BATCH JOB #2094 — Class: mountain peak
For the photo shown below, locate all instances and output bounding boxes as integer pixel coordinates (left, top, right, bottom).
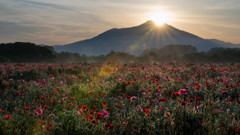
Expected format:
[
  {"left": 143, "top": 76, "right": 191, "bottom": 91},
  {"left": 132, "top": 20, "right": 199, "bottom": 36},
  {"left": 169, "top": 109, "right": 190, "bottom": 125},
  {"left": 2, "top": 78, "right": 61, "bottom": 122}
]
[
  {"left": 139, "top": 20, "right": 155, "bottom": 27},
  {"left": 140, "top": 20, "right": 169, "bottom": 27},
  {"left": 143, "top": 20, "right": 155, "bottom": 25}
]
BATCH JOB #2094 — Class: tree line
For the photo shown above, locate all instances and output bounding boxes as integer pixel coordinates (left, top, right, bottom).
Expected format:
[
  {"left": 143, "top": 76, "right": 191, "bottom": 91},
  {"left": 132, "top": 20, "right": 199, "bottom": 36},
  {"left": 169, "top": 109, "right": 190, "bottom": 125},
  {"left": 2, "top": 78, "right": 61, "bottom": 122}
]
[{"left": 0, "top": 42, "right": 240, "bottom": 63}]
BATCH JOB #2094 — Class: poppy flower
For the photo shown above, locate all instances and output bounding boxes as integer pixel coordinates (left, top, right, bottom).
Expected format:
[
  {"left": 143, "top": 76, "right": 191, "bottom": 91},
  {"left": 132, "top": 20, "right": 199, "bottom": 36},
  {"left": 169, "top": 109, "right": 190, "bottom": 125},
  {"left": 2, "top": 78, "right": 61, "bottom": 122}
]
[
  {"left": 137, "top": 105, "right": 143, "bottom": 112},
  {"left": 181, "top": 102, "right": 187, "bottom": 106},
  {"left": 82, "top": 105, "right": 88, "bottom": 111},
  {"left": 196, "top": 83, "right": 201, "bottom": 89},
  {"left": 173, "top": 92, "right": 180, "bottom": 97},
  {"left": 159, "top": 98, "right": 167, "bottom": 102},
  {"left": 77, "top": 109, "right": 83, "bottom": 115},
  {"left": 89, "top": 110, "right": 95, "bottom": 116},
  {"left": 179, "top": 89, "right": 187, "bottom": 95},
  {"left": 88, "top": 91, "right": 93, "bottom": 94},
  {"left": 25, "top": 107, "right": 30, "bottom": 110},
  {"left": 107, "top": 107, "right": 111, "bottom": 111},
  {"left": 5, "top": 114, "right": 11, "bottom": 120},
  {"left": 215, "top": 109, "right": 221, "bottom": 112},
  {"left": 195, "top": 96, "right": 202, "bottom": 101},
  {"left": 102, "top": 100, "right": 107, "bottom": 107},
  {"left": 122, "top": 122, "right": 127, "bottom": 126},
  {"left": 221, "top": 91, "right": 228, "bottom": 95},
  {"left": 229, "top": 99, "right": 234, "bottom": 103},
  {"left": 189, "top": 98, "right": 194, "bottom": 102},
  {"left": 145, "top": 109, "right": 150, "bottom": 115},
  {"left": 96, "top": 112, "right": 103, "bottom": 119},
  {"left": 159, "top": 106, "right": 162, "bottom": 111},
  {"left": 70, "top": 97, "right": 76, "bottom": 101},
  {"left": 164, "top": 112, "right": 171, "bottom": 117},
  {"left": 36, "top": 108, "right": 43, "bottom": 115},
  {"left": 92, "top": 120, "right": 98, "bottom": 124},
  {"left": 237, "top": 126, "right": 240, "bottom": 132},
  {"left": 102, "top": 109, "right": 109, "bottom": 117},
  {"left": 105, "top": 123, "right": 114, "bottom": 129}
]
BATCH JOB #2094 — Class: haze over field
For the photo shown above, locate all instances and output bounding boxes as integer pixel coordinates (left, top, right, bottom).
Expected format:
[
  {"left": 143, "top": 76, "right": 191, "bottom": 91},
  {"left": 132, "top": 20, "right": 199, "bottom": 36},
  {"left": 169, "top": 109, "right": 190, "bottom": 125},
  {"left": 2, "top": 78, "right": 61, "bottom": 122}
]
[{"left": 0, "top": 0, "right": 240, "bottom": 45}]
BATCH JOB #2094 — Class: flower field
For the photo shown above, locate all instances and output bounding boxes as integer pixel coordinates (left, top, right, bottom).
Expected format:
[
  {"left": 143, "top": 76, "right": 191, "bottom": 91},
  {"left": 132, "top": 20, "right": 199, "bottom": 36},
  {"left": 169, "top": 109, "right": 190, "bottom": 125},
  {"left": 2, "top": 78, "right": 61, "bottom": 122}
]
[{"left": 0, "top": 63, "right": 240, "bottom": 134}]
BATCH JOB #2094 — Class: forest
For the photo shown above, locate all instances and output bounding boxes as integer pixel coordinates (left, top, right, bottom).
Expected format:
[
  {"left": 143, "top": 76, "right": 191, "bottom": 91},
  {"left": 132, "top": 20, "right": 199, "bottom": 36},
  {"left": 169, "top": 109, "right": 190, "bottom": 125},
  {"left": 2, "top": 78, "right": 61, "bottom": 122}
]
[{"left": 0, "top": 42, "right": 240, "bottom": 63}]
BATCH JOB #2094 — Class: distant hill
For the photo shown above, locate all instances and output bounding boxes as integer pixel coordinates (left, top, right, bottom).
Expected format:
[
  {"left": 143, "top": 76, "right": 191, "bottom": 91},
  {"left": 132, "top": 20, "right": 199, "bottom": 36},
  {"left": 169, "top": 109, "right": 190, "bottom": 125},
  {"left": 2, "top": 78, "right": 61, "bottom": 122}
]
[
  {"left": 53, "top": 20, "right": 239, "bottom": 56},
  {"left": 207, "top": 39, "right": 240, "bottom": 48}
]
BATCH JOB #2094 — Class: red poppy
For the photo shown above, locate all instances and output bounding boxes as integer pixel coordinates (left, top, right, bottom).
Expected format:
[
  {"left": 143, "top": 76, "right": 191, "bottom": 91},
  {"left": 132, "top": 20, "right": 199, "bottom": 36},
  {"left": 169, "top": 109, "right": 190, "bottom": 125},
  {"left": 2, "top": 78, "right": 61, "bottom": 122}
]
[
  {"left": 102, "top": 100, "right": 107, "bottom": 107},
  {"left": 107, "top": 107, "right": 111, "bottom": 111},
  {"left": 46, "top": 124, "right": 54, "bottom": 131},
  {"left": 145, "top": 109, "right": 150, "bottom": 115},
  {"left": 237, "top": 126, "right": 240, "bottom": 132},
  {"left": 164, "top": 112, "right": 171, "bottom": 117},
  {"left": 25, "top": 107, "right": 30, "bottom": 110},
  {"left": 88, "top": 91, "right": 93, "bottom": 94},
  {"left": 82, "top": 105, "right": 88, "bottom": 111},
  {"left": 92, "top": 120, "right": 98, "bottom": 124},
  {"left": 105, "top": 123, "right": 114, "bottom": 129},
  {"left": 5, "top": 114, "right": 11, "bottom": 120},
  {"left": 189, "top": 98, "right": 194, "bottom": 102},
  {"left": 96, "top": 112, "right": 103, "bottom": 119},
  {"left": 88, "top": 110, "right": 95, "bottom": 117},
  {"left": 196, "top": 83, "right": 200, "bottom": 90},
  {"left": 229, "top": 99, "right": 234, "bottom": 103},
  {"left": 173, "top": 92, "right": 180, "bottom": 97},
  {"left": 159, "top": 98, "right": 167, "bottom": 102},
  {"left": 147, "top": 89, "right": 153, "bottom": 92},
  {"left": 70, "top": 97, "right": 76, "bottom": 101},
  {"left": 196, "top": 96, "right": 202, "bottom": 101},
  {"left": 221, "top": 91, "right": 228, "bottom": 95},
  {"left": 181, "top": 102, "right": 187, "bottom": 106}
]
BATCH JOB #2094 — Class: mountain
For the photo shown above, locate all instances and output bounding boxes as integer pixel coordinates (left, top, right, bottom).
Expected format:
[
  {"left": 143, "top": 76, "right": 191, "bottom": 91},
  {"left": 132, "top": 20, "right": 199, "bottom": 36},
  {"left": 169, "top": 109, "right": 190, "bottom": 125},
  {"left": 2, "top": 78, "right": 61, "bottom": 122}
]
[
  {"left": 207, "top": 39, "right": 240, "bottom": 48},
  {"left": 54, "top": 20, "right": 240, "bottom": 56}
]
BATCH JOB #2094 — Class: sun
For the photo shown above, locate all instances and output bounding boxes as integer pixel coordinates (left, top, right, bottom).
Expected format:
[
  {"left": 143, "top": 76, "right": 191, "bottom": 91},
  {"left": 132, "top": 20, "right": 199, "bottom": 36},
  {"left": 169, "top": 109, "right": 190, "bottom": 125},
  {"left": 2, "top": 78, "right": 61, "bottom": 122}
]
[{"left": 149, "top": 11, "right": 172, "bottom": 26}]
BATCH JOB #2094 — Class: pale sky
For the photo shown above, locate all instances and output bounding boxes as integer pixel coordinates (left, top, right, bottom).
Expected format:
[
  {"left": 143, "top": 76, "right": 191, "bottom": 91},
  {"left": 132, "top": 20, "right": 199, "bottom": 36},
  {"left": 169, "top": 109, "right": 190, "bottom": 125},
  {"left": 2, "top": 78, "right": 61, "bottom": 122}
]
[{"left": 0, "top": 0, "right": 240, "bottom": 45}]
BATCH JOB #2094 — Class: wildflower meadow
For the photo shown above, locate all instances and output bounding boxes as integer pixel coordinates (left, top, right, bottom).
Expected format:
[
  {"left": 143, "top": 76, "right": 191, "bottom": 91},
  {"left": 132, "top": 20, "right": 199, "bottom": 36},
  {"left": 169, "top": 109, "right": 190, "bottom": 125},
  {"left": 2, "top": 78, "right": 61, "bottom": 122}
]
[{"left": 0, "top": 63, "right": 240, "bottom": 134}]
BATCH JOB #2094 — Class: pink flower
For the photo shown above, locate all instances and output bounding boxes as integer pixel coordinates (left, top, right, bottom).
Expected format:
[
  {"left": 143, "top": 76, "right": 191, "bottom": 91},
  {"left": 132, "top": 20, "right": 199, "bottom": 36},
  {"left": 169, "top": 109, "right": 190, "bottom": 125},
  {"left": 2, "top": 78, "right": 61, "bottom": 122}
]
[
  {"left": 179, "top": 89, "right": 187, "bottom": 95},
  {"left": 137, "top": 105, "right": 143, "bottom": 112},
  {"left": 130, "top": 96, "right": 136, "bottom": 102},
  {"left": 122, "top": 122, "right": 127, "bottom": 126},
  {"left": 36, "top": 108, "right": 43, "bottom": 115},
  {"left": 77, "top": 109, "right": 83, "bottom": 115},
  {"left": 159, "top": 106, "right": 162, "bottom": 111},
  {"left": 177, "top": 78, "right": 181, "bottom": 82},
  {"left": 216, "top": 109, "right": 221, "bottom": 112},
  {"left": 145, "top": 76, "right": 151, "bottom": 79},
  {"left": 102, "top": 109, "right": 109, "bottom": 117},
  {"left": 221, "top": 91, "right": 228, "bottom": 95}
]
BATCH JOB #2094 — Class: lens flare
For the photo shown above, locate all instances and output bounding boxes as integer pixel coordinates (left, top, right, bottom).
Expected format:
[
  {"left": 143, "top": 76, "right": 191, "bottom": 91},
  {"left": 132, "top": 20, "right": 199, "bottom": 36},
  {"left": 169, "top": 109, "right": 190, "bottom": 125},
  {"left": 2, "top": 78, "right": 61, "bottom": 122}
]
[{"left": 149, "top": 11, "right": 172, "bottom": 26}]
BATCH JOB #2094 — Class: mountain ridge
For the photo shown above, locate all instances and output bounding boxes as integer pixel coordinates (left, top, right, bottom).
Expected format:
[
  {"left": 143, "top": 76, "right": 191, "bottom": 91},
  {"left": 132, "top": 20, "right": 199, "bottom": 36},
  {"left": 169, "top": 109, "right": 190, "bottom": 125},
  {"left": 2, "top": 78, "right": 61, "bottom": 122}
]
[{"left": 54, "top": 20, "right": 240, "bottom": 56}]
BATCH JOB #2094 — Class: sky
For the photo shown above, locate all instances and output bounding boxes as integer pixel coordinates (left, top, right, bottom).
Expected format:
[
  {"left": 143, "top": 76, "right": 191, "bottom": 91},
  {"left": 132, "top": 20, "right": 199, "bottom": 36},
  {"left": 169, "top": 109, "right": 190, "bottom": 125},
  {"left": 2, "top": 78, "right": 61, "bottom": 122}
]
[{"left": 0, "top": 0, "right": 240, "bottom": 45}]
